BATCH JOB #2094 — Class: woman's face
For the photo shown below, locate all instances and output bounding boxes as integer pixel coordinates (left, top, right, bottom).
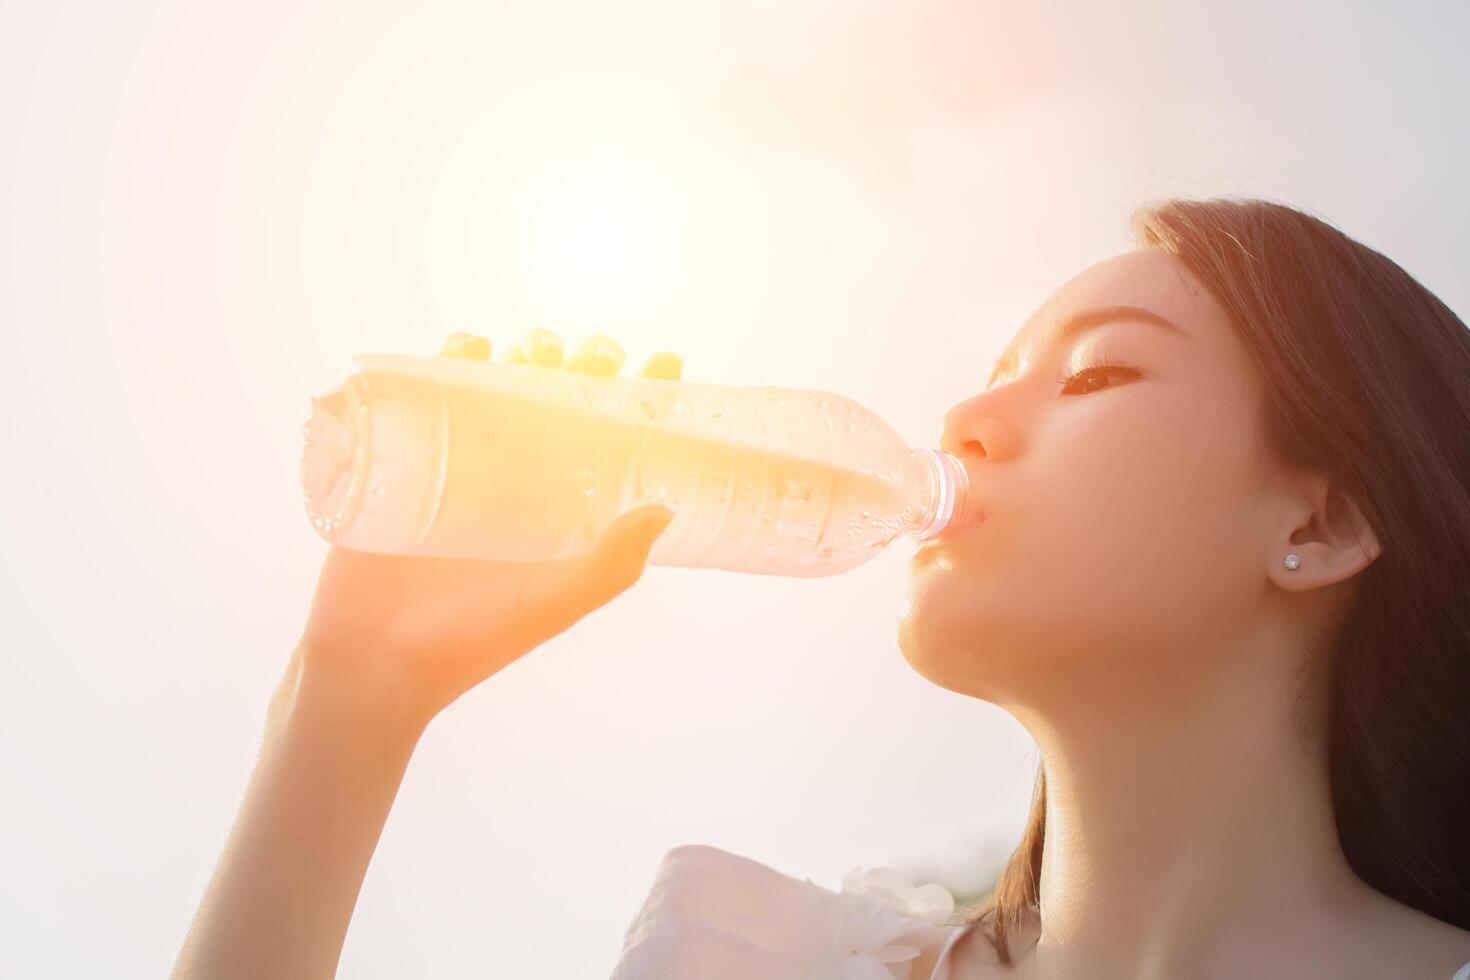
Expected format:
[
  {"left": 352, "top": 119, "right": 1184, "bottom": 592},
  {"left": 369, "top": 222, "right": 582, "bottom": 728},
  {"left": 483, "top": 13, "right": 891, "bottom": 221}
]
[{"left": 898, "top": 248, "right": 1276, "bottom": 706}]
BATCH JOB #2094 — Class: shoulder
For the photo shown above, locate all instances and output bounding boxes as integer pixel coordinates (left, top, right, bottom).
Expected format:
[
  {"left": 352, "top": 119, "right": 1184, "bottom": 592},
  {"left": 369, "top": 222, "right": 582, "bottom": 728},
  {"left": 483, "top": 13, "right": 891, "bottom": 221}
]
[
  {"left": 1345, "top": 890, "right": 1470, "bottom": 978},
  {"left": 1395, "top": 911, "right": 1470, "bottom": 978}
]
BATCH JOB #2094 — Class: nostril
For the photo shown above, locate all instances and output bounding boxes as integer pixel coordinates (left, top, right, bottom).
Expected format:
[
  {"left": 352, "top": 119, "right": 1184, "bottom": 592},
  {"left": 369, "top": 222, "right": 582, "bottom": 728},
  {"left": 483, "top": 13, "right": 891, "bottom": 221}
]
[{"left": 963, "top": 439, "right": 986, "bottom": 458}]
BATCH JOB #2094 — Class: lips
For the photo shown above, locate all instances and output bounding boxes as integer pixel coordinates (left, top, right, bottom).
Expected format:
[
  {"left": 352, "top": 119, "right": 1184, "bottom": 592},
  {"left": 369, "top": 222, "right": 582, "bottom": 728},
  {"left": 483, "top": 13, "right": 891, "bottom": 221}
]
[
  {"left": 911, "top": 514, "right": 985, "bottom": 564},
  {"left": 909, "top": 543, "right": 953, "bottom": 570},
  {"left": 960, "top": 509, "right": 987, "bottom": 530},
  {"left": 912, "top": 536, "right": 958, "bottom": 561},
  {"left": 939, "top": 510, "right": 986, "bottom": 539}
]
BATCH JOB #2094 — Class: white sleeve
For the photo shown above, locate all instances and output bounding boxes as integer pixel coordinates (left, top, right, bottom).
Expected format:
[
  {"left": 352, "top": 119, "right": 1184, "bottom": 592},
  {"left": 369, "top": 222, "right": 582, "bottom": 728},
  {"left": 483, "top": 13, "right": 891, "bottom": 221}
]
[{"left": 610, "top": 844, "right": 958, "bottom": 980}]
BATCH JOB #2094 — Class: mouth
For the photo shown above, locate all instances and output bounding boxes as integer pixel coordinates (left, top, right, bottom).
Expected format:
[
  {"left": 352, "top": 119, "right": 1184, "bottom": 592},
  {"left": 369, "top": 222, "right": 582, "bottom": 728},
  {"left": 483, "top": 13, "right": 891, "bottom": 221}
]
[
  {"left": 910, "top": 514, "right": 984, "bottom": 563},
  {"left": 909, "top": 540, "right": 952, "bottom": 568},
  {"left": 942, "top": 508, "right": 987, "bottom": 537}
]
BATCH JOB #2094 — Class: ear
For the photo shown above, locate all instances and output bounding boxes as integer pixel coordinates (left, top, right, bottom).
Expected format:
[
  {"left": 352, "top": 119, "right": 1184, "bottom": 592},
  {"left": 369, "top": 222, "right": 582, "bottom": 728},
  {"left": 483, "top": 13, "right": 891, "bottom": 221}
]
[{"left": 1269, "top": 476, "right": 1383, "bottom": 593}]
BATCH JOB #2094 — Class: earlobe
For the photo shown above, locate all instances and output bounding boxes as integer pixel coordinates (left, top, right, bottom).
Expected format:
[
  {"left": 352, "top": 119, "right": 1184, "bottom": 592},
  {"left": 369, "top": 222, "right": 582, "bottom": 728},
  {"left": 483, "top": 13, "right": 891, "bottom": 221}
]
[
  {"left": 1270, "top": 548, "right": 1318, "bottom": 592},
  {"left": 1270, "top": 482, "right": 1383, "bottom": 591}
]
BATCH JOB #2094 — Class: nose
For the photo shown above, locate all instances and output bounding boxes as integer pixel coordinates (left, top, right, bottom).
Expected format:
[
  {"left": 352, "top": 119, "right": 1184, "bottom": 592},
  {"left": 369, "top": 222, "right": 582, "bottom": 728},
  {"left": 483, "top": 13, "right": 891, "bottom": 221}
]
[{"left": 940, "top": 401, "right": 1018, "bottom": 463}]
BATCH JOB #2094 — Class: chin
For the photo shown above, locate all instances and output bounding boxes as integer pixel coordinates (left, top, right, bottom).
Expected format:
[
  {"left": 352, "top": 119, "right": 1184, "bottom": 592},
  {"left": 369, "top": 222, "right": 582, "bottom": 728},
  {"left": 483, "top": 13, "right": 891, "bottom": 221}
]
[
  {"left": 897, "top": 568, "right": 1044, "bottom": 704},
  {"left": 896, "top": 582, "right": 982, "bottom": 695}
]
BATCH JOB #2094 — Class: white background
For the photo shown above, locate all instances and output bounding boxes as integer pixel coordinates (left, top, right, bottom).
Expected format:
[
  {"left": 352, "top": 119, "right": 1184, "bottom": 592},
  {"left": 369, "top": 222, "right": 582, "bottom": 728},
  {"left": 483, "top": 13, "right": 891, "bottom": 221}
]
[{"left": 2, "top": 1, "right": 1466, "bottom": 976}]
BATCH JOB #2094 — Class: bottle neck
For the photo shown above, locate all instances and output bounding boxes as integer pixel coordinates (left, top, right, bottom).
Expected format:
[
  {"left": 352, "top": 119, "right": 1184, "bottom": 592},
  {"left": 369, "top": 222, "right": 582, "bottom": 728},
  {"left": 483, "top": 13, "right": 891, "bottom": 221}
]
[{"left": 905, "top": 447, "right": 970, "bottom": 540}]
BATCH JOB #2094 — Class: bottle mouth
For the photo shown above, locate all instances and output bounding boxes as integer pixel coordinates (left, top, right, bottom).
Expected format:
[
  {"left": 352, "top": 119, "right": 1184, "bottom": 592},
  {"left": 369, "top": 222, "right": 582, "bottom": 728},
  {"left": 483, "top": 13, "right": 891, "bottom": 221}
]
[{"left": 906, "top": 448, "right": 973, "bottom": 540}]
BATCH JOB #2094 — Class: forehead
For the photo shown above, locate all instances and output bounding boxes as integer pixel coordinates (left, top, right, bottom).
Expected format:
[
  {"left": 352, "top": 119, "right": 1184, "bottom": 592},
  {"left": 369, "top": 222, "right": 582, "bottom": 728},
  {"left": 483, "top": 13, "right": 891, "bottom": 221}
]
[
  {"left": 1049, "top": 249, "right": 1210, "bottom": 323},
  {"left": 992, "top": 249, "right": 1231, "bottom": 382}
]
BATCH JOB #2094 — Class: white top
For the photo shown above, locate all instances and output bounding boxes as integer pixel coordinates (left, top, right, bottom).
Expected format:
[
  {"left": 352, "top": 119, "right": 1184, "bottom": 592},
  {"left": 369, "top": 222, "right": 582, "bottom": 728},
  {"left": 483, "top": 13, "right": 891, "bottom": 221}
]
[
  {"left": 611, "top": 844, "right": 975, "bottom": 979},
  {"left": 612, "top": 844, "right": 1470, "bottom": 980}
]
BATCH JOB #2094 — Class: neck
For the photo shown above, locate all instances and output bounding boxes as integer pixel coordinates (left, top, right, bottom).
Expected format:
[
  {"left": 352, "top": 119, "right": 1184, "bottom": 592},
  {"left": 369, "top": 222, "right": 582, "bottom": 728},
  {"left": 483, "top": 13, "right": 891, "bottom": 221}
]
[{"left": 1003, "top": 631, "right": 1375, "bottom": 979}]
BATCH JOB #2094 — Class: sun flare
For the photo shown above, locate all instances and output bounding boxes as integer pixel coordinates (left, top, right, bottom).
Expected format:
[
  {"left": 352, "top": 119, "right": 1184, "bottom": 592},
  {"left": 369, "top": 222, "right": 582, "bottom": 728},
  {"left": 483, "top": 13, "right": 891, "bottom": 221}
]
[{"left": 516, "top": 160, "right": 680, "bottom": 326}]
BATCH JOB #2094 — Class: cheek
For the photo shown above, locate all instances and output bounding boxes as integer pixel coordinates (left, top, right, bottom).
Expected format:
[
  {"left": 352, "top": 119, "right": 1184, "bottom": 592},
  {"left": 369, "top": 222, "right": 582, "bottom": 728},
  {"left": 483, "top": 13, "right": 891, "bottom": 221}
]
[
  {"left": 898, "top": 382, "right": 1265, "bottom": 694},
  {"left": 1021, "top": 385, "right": 1261, "bottom": 639}
]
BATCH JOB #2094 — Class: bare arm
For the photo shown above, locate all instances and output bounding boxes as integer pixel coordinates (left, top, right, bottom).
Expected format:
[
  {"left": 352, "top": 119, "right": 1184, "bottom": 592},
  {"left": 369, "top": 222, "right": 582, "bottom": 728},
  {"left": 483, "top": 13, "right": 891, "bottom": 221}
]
[
  {"left": 171, "top": 646, "right": 426, "bottom": 979},
  {"left": 171, "top": 331, "right": 679, "bottom": 978}
]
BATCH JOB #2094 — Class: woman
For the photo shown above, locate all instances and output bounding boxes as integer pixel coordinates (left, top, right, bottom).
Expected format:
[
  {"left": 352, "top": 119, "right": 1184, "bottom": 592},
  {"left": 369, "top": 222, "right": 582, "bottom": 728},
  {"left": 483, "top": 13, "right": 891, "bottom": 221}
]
[{"left": 173, "top": 198, "right": 1470, "bottom": 979}]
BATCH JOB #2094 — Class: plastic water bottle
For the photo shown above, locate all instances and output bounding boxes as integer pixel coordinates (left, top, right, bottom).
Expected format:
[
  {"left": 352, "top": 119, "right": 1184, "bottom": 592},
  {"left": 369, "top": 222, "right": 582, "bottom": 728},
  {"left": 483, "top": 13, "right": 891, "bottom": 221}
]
[{"left": 300, "top": 353, "right": 974, "bottom": 577}]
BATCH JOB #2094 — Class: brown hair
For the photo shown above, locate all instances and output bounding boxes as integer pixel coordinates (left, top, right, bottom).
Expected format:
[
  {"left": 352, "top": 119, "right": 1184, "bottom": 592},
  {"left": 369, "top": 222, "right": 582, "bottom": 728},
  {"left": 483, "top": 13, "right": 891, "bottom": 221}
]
[{"left": 953, "top": 198, "right": 1470, "bottom": 964}]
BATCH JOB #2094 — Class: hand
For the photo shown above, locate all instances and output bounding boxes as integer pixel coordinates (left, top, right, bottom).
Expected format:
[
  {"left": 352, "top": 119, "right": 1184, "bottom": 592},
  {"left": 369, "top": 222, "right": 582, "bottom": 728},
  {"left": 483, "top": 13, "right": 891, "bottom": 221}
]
[{"left": 293, "top": 328, "right": 686, "bottom": 734}]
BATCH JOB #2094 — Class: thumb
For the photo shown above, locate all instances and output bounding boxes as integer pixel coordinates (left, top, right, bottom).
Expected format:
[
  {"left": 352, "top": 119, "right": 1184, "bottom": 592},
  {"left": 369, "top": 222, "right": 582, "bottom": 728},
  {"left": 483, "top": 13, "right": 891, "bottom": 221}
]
[{"left": 583, "top": 505, "right": 676, "bottom": 593}]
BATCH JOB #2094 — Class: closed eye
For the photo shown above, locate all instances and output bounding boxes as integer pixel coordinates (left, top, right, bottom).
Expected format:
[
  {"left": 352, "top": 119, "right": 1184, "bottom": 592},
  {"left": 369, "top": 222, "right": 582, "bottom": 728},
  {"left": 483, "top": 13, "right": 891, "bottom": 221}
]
[
  {"left": 1058, "top": 367, "right": 1137, "bottom": 395},
  {"left": 1055, "top": 355, "right": 1139, "bottom": 395}
]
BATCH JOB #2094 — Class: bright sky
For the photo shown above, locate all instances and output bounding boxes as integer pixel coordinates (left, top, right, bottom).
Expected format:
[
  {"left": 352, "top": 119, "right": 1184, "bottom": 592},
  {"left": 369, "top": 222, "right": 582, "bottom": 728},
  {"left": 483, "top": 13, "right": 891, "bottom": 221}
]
[{"left": 2, "top": 0, "right": 1467, "bottom": 975}]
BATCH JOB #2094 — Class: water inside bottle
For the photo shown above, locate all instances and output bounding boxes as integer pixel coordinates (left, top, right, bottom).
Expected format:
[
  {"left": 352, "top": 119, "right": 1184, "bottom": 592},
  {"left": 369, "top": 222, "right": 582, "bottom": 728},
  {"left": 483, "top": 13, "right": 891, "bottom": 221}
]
[{"left": 307, "top": 358, "right": 927, "bottom": 577}]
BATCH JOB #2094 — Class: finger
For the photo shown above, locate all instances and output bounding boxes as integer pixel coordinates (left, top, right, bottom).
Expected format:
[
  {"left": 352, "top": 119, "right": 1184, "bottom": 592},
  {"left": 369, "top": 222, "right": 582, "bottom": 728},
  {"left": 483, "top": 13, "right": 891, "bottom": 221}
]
[
  {"left": 638, "top": 351, "right": 683, "bottom": 381},
  {"left": 518, "top": 327, "right": 564, "bottom": 368},
  {"left": 438, "top": 332, "right": 491, "bottom": 360},
  {"left": 478, "top": 506, "right": 676, "bottom": 655},
  {"left": 565, "top": 333, "right": 625, "bottom": 377},
  {"left": 580, "top": 505, "right": 676, "bottom": 602},
  {"left": 438, "top": 332, "right": 492, "bottom": 359}
]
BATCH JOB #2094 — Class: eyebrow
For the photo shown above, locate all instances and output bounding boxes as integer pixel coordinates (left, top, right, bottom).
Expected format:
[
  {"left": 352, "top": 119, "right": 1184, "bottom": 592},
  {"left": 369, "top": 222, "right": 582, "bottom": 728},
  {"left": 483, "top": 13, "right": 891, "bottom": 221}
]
[{"left": 985, "top": 304, "right": 1187, "bottom": 390}]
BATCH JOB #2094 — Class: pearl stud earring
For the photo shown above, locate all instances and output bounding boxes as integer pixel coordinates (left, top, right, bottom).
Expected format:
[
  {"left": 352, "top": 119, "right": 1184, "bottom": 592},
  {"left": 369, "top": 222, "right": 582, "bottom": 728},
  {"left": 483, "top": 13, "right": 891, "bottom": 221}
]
[{"left": 1283, "top": 553, "right": 1301, "bottom": 570}]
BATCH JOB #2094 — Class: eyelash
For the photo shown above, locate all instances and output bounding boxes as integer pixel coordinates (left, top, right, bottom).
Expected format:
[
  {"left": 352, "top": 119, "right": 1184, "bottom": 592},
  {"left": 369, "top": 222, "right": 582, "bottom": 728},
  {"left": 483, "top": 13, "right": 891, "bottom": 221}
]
[{"left": 1054, "top": 349, "right": 1138, "bottom": 394}]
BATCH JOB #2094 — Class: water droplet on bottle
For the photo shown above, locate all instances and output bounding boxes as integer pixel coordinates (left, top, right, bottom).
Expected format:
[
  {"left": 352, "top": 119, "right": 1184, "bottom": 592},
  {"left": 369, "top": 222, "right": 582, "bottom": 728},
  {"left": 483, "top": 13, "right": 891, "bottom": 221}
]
[
  {"left": 778, "top": 478, "right": 812, "bottom": 505},
  {"left": 583, "top": 486, "right": 596, "bottom": 497},
  {"left": 860, "top": 510, "right": 871, "bottom": 519}
]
